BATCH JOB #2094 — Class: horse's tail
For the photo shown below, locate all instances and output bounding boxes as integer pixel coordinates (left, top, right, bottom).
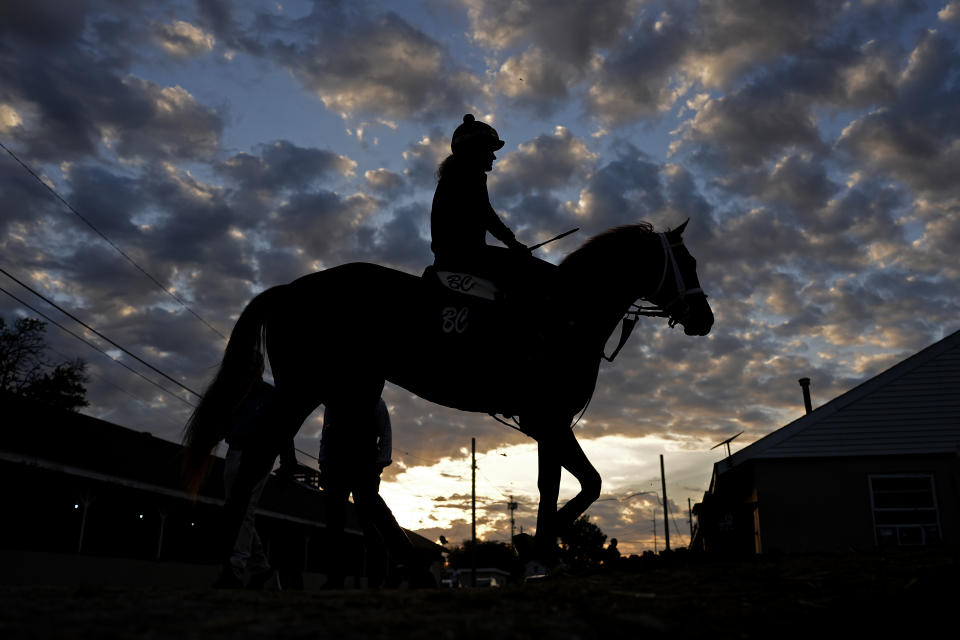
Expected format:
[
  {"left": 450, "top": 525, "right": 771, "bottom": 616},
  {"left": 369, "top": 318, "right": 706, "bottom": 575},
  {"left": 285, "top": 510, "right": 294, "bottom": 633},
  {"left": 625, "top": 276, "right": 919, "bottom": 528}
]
[{"left": 180, "top": 285, "right": 286, "bottom": 496}]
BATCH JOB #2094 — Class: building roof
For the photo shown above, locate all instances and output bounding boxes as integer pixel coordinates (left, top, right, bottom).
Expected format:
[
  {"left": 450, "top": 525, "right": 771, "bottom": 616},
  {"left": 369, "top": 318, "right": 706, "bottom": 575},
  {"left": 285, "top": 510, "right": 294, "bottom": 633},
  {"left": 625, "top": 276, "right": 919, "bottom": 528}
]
[
  {"left": 723, "top": 326, "right": 960, "bottom": 469},
  {"left": 0, "top": 392, "right": 443, "bottom": 552},
  {"left": 0, "top": 391, "right": 340, "bottom": 526}
]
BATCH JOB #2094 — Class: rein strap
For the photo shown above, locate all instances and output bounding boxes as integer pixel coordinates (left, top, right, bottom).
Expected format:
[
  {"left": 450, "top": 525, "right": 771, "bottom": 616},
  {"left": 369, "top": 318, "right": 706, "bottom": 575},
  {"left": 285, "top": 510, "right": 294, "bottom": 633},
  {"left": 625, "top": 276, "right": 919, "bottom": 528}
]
[
  {"left": 601, "top": 233, "right": 697, "bottom": 363},
  {"left": 602, "top": 316, "right": 638, "bottom": 362}
]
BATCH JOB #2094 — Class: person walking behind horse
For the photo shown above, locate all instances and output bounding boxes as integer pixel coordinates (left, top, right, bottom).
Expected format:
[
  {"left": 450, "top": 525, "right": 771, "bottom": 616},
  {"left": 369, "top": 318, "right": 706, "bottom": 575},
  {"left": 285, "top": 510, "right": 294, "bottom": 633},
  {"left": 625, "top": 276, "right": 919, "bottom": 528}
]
[
  {"left": 212, "top": 378, "right": 299, "bottom": 589},
  {"left": 319, "top": 397, "right": 414, "bottom": 588},
  {"left": 431, "top": 114, "right": 528, "bottom": 283}
]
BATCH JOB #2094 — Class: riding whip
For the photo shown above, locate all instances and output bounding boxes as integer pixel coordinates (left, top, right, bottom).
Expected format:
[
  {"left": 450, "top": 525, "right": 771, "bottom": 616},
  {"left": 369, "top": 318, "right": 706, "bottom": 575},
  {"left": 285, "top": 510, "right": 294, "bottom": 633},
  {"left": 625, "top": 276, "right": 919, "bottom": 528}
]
[{"left": 528, "top": 227, "right": 579, "bottom": 251}]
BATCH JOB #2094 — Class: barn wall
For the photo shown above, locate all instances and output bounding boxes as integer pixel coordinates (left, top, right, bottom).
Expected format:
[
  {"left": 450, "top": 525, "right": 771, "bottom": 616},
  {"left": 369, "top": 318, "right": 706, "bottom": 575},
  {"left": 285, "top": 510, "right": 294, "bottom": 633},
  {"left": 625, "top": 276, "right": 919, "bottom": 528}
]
[{"left": 753, "top": 454, "right": 960, "bottom": 553}]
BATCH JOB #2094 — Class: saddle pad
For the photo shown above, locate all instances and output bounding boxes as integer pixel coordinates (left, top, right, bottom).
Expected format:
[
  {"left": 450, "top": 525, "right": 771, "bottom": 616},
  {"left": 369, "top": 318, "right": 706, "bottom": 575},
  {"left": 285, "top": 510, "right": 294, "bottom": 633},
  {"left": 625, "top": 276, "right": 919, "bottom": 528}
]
[{"left": 434, "top": 271, "right": 499, "bottom": 301}]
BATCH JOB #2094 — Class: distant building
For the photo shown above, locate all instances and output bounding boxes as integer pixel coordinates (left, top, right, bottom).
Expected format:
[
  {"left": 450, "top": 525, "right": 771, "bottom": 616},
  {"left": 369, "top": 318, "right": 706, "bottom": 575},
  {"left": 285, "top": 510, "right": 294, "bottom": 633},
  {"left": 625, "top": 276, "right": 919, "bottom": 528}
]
[
  {"left": 691, "top": 328, "right": 960, "bottom": 554},
  {"left": 0, "top": 392, "right": 441, "bottom": 583}
]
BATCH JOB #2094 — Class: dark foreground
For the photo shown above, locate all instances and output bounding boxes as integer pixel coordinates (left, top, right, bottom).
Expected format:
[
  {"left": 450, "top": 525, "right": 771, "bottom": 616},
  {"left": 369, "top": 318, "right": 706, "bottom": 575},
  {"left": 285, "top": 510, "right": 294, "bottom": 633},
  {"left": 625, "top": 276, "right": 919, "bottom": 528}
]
[{"left": 1, "top": 549, "right": 956, "bottom": 639}]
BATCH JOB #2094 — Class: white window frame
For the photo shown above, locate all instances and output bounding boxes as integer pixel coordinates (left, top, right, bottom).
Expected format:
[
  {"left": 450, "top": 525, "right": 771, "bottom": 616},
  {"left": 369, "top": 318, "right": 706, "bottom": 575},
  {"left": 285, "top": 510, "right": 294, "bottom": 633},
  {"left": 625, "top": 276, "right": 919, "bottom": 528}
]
[{"left": 868, "top": 473, "right": 941, "bottom": 547}]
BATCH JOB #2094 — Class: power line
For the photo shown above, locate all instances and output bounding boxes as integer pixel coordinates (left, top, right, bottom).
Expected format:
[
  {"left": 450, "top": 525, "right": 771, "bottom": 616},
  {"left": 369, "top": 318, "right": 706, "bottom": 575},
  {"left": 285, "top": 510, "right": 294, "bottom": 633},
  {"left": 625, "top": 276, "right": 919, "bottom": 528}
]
[
  {"left": 2, "top": 283, "right": 332, "bottom": 462},
  {"left": 46, "top": 342, "right": 171, "bottom": 413},
  {"left": 0, "top": 266, "right": 201, "bottom": 400},
  {"left": 0, "top": 283, "right": 196, "bottom": 409},
  {"left": 0, "top": 140, "right": 228, "bottom": 341},
  {"left": 477, "top": 468, "right": 514, "bottom": 502},
  {"left": 391, "top": 445, "right": 441, "bottom": 467}
]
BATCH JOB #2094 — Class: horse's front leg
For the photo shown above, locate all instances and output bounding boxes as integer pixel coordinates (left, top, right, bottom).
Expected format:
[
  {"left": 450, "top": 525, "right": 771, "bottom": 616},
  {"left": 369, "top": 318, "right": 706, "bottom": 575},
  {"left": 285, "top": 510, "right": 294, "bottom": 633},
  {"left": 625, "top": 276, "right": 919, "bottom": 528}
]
[
  {"left": 533, "top": 420, "right": 602, "bottom": 561},
  {"left": 552, "top": 425, "right": 602, "bottom": 532},
  {"left": 535, "top": 437, "right": 562, "bottom": 561}
]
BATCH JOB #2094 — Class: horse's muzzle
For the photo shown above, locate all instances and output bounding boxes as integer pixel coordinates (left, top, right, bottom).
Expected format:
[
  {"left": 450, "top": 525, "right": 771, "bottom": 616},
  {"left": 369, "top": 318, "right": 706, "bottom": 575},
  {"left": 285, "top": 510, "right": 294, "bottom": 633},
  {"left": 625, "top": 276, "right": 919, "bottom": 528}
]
[{"left": 681, "top": 297, "right": 714, "bottom": 336}]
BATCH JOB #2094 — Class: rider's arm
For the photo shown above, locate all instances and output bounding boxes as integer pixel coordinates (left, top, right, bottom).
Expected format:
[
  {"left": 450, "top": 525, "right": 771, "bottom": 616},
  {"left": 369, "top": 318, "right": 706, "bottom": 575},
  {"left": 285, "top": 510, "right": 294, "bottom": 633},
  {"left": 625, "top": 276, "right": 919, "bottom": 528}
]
[{"left": 480, "top": 179, "right": 525, "bottom": 250}]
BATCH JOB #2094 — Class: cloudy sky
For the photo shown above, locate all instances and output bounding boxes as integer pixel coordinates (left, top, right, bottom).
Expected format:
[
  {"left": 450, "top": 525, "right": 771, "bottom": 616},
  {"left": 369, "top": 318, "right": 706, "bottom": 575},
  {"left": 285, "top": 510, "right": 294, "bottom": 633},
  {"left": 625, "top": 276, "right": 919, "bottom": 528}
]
[{"left": 2, "top": 0, "right": 959, "bottom": 554}]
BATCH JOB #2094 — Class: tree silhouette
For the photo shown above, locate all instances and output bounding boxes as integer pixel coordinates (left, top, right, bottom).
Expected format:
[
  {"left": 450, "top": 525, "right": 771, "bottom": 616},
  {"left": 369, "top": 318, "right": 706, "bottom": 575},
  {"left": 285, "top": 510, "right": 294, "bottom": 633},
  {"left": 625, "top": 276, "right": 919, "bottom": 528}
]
[
  {"left": 0, "top": 317, "right": 88, "bottom": 411},
  {"left": 560, "top": 515, "right": 608, "bottom": 567}
]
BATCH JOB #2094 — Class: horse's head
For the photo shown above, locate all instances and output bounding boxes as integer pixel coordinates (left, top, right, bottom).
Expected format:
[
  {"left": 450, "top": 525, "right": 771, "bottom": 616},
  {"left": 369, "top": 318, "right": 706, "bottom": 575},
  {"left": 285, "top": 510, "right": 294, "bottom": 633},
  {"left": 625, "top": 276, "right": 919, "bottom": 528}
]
[{"left": 645, "top": 220, "right": 714, "bottom": 336}]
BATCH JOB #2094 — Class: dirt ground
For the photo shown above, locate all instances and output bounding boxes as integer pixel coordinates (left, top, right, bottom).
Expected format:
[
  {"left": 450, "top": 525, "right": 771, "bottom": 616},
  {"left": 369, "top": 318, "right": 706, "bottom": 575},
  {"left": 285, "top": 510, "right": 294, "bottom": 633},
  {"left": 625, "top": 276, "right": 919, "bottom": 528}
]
[{"left": 1, "top": 549, "right": 956, "bottom": 639}]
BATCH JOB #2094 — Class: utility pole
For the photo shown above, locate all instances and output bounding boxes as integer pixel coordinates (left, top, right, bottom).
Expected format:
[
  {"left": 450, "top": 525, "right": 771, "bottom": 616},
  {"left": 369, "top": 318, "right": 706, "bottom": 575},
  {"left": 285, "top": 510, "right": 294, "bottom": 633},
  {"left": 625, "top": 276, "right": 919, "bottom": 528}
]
[
  {"left": 688, "top": 498, "right": 693, "bottom": 540},
  {"left": 660, "top": 454, "right": 670, "bottom": 551},
  {"left": 507, "top": 496, "right": 518, "bottom": 546},
  {"left": 471, "top": 437, "right": 477, "bottom": 588}
]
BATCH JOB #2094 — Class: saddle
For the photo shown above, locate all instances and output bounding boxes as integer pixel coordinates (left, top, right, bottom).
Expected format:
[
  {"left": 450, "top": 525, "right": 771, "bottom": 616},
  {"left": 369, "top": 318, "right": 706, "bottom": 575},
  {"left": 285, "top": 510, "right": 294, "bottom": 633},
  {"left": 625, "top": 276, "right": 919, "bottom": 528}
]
[
  {"left": 421, "top": 259, "right": 559, "bottom": 345},
  {"left": 421, "top": 265, "right": 500, "bottom": 338}
]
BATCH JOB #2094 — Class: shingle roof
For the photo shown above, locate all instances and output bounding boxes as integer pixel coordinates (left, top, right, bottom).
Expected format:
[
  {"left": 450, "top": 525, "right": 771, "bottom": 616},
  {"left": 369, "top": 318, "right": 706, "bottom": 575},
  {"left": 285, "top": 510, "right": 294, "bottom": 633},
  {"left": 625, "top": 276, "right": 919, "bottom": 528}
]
[{"left": 724, "top": 327, "right": 960, "bottom": 468}]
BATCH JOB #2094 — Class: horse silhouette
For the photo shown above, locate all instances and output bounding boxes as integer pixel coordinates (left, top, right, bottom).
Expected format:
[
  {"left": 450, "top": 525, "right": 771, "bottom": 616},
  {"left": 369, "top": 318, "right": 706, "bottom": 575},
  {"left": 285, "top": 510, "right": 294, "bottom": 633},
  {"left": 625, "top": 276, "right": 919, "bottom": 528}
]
[{"left": 183, "top": 219, "right": 713, "bottom": 563}]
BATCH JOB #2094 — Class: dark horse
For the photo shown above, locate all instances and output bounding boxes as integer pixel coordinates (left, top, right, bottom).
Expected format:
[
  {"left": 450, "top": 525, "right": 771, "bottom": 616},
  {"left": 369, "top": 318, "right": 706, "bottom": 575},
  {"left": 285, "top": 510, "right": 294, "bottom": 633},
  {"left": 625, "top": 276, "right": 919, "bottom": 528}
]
[{"left": 183, "top": 220, "right": 713, "bottom": 560}]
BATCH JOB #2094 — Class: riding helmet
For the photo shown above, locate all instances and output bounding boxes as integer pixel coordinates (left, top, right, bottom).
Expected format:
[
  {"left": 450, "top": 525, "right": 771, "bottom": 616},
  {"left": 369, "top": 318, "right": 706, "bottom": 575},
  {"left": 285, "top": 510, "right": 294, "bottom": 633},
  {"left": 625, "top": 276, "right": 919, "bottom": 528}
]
[{"left": 451, "top": 114, "right": 505, "bottom": 155}]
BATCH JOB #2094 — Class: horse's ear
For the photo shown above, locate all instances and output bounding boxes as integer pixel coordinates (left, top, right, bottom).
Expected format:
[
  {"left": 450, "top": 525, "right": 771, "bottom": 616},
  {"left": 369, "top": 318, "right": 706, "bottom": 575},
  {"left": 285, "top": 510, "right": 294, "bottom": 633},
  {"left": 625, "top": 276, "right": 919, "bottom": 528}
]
[{"left": 669, "top": 218, "right": 690, "bottom": 238}]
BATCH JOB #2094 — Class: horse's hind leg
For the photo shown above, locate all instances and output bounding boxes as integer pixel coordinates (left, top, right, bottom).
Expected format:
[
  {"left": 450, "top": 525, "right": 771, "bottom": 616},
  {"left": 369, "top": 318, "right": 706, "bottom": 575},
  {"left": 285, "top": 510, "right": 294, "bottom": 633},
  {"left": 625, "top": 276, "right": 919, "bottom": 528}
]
[{"left": 218, "top": 386, "right": 321, "bottom": 564}]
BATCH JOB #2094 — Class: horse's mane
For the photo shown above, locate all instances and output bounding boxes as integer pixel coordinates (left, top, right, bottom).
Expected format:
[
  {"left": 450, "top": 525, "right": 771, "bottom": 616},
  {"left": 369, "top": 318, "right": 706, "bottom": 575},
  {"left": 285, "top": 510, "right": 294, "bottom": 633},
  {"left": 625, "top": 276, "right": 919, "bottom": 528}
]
[{"left": 560, "top": 221, "right": 655, "bottom": 270}]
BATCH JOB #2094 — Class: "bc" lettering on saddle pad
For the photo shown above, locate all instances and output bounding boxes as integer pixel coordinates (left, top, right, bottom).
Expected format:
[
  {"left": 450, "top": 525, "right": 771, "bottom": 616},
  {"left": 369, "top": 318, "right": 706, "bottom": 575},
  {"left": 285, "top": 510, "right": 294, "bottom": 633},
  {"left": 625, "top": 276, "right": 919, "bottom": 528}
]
[{"left": 434, "top": 271, "right": 499, "bottom": 301}]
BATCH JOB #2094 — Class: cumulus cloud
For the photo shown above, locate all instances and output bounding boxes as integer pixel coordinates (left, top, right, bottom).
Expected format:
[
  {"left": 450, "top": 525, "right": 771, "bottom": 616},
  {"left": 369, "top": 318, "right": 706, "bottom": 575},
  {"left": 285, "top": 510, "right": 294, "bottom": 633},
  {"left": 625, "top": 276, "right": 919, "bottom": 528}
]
[
  {"left": 491, "top": 126, "right": 597, "bottom": 198},
  {"left": 152, "top": 20, "right": 215, "bottom": 58},
  {"left": 940, "top": 1, "right": 960, "bottom": 22},
  {"left": 489, "top": 47, "right": 582, "bottom": 110},
  {"left": 217, "top": 141, "right": 357, "bottom": 194},
  {"left": 836, "top": 30, "right": 960, "bottom": 198},
  {"left": 567, "top": 145, "right": 668, "bottom": 230},
  {"left": 715, "top": 152, "right": 841, "bottom": 215},
  {"left": 106, "top": 80, "right": 223, "bottom": 161},
  {"left": 464, "top": 0, "right": 636, "bottom": 59},
  {"left": 681, "top": 0, "right": 845, "bottom": 89},
  {"left": 586, "top": 10, "right": 695, "bottom": 124},
  {"left": 268, "top": 190, "right": 380, "bottom": 266},
  {"left": 369, "top": 203, "right": 431, "bottom": 270},
  {"left": 241, "top": 6, "right": 482, "bottom": 121},
  {"left": 401, "top": 128, "right": 449, "bottom": 188},
  {"left": 468, "top": 0, "right": 639, "bottom": 115},
  {"left": 674, "top": 87, "right": 826, "bottom": 171},
  {"left": 363, "top": 168, "right": 411, "bottom": 200},
  {"left": 0, "top": 5, "right": 223, "bottom": 162},
  {"left": 0, "top": 104, "right": 24, "bottom": 133}
]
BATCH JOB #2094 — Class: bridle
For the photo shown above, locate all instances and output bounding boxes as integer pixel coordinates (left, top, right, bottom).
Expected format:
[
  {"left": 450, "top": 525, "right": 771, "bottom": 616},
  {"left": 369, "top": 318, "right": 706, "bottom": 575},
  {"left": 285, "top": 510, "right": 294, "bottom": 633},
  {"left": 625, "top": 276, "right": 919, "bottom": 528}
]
[{"left": 602, "top": 233, "right": 704, "bottom": 362}]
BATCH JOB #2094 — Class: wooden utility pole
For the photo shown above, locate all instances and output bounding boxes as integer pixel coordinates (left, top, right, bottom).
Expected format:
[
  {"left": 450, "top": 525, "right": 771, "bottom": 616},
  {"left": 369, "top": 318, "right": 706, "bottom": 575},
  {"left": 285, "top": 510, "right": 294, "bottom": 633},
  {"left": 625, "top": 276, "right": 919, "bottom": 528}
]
[
  {"left": 660, "top": 454, "right": 670, "bottom": 551},
  {"left": 508, "top": 496, "right": 518, "bottom": 546},
  {"left": 471, "top": 437, "right": 477, "bottom": 587}
]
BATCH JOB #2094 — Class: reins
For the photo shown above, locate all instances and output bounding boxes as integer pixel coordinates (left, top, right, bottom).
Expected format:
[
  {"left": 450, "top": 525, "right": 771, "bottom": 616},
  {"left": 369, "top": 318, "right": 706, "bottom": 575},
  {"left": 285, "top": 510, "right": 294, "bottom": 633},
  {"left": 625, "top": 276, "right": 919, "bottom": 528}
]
[{"left": 602, "top": 233, "right": 701, "bottom": 362}]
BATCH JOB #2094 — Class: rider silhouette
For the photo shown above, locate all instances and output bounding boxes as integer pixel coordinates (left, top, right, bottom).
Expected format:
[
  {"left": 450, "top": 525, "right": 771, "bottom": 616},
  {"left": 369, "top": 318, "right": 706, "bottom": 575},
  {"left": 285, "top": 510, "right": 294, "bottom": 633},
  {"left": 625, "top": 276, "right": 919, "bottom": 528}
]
[{"left": 431, "top": 114, "right": 527, "bottom": 283}]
